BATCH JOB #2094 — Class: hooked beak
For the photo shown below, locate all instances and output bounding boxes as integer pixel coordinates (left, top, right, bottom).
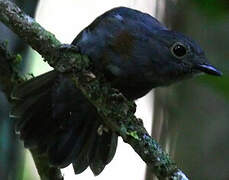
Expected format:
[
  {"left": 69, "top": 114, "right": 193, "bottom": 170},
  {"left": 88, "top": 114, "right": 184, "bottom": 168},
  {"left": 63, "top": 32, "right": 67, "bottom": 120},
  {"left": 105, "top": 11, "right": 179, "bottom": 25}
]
[{"left": 195, "top": 64, "right": 222, "bottom": 76}]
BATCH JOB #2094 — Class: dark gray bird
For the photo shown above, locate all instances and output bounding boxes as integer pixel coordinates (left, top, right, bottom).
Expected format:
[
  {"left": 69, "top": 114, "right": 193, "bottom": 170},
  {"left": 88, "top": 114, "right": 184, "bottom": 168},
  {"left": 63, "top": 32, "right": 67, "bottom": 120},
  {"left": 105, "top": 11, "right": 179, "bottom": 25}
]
[{"left": 11, "top": 7, "right": 222, "bottom": 175}]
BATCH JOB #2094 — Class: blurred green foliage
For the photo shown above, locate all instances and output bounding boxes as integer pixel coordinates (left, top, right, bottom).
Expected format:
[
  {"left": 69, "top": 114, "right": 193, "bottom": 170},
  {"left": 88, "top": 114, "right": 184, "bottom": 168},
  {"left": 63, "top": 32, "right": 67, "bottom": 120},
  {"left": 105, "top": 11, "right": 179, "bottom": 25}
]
[
  {"left": 198, "top": 75, "right": 229, "bottom": 100},
  {"left": 192, "top": 0, "right": 229, "bottom": 17}
]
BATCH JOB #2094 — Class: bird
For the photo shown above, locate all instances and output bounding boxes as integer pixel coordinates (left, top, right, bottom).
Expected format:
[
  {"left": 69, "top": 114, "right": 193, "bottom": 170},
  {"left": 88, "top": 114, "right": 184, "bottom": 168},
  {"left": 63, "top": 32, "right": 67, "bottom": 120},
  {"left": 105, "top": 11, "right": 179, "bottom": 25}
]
[{"left": 10, "top": 7, "right": 222, "bottom": 176}]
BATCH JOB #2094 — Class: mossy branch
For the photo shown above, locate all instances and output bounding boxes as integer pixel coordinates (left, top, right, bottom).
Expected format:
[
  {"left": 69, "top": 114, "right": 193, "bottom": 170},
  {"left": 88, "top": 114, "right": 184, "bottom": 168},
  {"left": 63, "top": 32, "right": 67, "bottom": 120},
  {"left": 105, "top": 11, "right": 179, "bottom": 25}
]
[{"left": 0, "top": 1, "right": 189, "bottom": 180}]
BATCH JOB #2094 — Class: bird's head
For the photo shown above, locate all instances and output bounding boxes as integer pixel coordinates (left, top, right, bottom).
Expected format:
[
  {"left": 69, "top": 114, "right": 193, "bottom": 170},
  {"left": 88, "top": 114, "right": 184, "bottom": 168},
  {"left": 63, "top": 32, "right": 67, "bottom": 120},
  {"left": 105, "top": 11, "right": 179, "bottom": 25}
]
[{"left": 145, "top": 29, "right": 222, "bottom": 86}]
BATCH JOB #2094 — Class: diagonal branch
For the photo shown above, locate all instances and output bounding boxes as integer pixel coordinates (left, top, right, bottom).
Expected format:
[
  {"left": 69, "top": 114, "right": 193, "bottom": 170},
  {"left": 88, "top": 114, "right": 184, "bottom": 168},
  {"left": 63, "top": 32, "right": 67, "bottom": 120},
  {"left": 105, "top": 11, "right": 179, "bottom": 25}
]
[{"left": 0, "top": 1, "right": 189, "bottom": 180}]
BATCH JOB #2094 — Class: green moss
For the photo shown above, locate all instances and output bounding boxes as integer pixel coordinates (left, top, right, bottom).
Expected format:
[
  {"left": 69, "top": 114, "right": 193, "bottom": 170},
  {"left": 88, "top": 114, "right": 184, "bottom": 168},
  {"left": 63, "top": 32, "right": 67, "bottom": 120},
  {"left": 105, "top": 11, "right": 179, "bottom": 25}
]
[
  {"left": 14, "top": 54, "right": 22, "bottom": 64},
  {"left": 127, "top": 130, "right": 141, "bottom": 141}
]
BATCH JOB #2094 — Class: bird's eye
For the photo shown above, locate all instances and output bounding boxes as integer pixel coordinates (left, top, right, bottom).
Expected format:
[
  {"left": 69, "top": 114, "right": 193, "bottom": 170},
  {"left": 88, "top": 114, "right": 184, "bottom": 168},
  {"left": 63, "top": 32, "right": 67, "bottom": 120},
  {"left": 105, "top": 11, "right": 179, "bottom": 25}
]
[{"left": 171, "top": 42, "right": 187, "bottom": 59}]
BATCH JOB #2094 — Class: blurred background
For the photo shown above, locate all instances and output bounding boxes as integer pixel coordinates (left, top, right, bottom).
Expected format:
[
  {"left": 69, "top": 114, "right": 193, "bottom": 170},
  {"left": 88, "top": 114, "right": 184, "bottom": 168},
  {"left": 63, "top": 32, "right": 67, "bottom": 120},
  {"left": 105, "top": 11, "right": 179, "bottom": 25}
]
[{"left": 0, "top": 0, "right": 229, "bottom": 179}]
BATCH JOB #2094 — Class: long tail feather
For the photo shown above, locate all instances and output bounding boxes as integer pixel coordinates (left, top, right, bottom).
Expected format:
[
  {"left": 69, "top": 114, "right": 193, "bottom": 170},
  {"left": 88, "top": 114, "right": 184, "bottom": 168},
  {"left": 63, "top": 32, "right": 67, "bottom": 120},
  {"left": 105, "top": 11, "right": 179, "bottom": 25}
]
[
  {"left": 11, "top": 70, "right": 118, "bottom": 175},
  {"left": 89, "top": 129, "right": 118, "bottom": 175}
]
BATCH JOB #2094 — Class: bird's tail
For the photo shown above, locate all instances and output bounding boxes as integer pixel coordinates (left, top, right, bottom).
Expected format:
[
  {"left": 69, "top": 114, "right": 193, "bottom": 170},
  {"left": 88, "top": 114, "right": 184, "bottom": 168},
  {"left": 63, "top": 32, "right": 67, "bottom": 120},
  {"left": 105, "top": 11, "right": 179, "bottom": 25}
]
[{"left": 10, "top": 70, "right": 118, "bottom": 175}]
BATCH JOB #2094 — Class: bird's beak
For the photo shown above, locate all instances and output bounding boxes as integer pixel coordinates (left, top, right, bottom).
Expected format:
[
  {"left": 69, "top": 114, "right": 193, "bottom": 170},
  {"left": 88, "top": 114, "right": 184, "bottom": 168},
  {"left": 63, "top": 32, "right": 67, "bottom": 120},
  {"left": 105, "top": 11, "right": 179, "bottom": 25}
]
[{"left": 195, "top": 64, "right": 222, "bottom": 76}]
